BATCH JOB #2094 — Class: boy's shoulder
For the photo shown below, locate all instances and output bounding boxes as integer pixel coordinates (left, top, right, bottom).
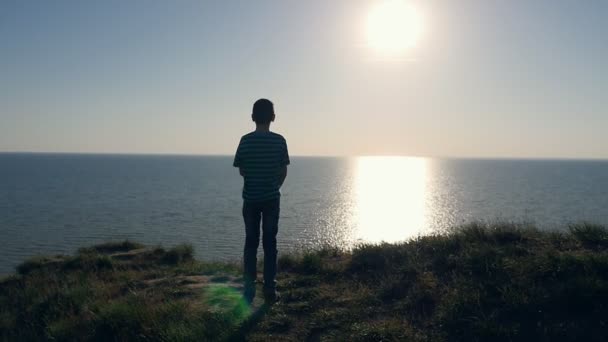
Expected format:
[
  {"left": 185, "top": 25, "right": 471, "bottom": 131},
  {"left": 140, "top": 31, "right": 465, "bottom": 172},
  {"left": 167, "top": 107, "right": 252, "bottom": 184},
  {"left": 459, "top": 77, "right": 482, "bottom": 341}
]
[
  {"left": 269, "top": 132, "right": 286, "bottom": 141},
  {"left": 241, "top": 131, "right": 286, "bottom": 141}
]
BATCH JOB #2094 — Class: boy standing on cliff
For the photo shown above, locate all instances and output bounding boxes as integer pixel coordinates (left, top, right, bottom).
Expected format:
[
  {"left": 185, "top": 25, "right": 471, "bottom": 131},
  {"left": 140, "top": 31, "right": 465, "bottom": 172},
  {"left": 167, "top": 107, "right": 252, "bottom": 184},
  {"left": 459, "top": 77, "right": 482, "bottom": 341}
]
[{"left": 233, "top": 99, "right": 289, "bottom": 305}]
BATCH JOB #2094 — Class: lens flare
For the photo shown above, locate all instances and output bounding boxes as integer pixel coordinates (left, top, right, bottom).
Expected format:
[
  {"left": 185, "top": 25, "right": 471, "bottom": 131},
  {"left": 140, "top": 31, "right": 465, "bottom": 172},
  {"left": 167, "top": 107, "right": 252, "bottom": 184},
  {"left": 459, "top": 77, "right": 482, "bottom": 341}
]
[{"left": 205, "top": 284, "right": 251, "bottom": 319}]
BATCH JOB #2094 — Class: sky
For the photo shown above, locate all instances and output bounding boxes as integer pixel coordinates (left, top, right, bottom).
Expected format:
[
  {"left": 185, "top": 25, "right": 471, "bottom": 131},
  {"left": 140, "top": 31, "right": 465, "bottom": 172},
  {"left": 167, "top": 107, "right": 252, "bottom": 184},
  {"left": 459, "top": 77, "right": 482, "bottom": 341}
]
[{"left": 1, "top": 0, "right": 607, "bottom": 158}]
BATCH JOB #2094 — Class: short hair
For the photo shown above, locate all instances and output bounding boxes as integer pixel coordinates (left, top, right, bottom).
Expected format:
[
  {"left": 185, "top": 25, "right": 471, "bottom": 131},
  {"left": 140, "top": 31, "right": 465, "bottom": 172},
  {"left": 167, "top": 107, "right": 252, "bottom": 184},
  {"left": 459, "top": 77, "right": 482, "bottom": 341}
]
[{"left": 252, "top": 99, "right": 274, "bottom": 124}]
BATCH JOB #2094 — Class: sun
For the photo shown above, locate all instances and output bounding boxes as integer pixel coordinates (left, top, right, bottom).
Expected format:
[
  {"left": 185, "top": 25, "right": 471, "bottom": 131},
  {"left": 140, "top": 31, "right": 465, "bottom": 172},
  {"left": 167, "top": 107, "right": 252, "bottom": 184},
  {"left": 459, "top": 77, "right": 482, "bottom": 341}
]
[{"left": 366, "top": 0, "right": 423, "bottom": 56}]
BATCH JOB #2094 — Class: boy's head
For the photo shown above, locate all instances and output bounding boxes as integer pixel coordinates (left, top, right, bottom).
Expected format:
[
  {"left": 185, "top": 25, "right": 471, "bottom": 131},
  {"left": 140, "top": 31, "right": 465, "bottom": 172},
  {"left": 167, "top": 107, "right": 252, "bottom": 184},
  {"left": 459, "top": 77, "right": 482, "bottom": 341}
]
[{"left": 251, "top": 98, "right": 275, "bottom": 124}]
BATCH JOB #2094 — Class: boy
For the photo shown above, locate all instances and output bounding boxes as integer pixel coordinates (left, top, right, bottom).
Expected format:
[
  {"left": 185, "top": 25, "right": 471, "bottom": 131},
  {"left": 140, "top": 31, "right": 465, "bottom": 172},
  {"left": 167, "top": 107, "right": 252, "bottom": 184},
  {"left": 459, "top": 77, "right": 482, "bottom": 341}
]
[{"left": 233, "top": 98, "right": 289, "bottom": 305}]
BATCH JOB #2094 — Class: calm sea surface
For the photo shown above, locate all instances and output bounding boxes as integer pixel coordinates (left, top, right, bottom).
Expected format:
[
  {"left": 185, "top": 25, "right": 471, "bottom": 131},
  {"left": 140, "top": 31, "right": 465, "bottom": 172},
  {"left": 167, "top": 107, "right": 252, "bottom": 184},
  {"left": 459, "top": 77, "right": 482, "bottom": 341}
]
[{"left": 1, "top": 153, "right": 608, "bottom": 275}]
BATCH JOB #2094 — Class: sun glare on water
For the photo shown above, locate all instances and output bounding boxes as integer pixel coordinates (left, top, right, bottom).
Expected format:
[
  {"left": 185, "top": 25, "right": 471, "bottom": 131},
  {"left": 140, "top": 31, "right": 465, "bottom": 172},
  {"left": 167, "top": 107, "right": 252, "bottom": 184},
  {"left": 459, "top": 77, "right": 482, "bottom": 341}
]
[
  {"left": 353, "top": 156, "right": 428, "bottom": 243},
  {"left": 366, "top": 0, "right": 423, "bottom": 56}
]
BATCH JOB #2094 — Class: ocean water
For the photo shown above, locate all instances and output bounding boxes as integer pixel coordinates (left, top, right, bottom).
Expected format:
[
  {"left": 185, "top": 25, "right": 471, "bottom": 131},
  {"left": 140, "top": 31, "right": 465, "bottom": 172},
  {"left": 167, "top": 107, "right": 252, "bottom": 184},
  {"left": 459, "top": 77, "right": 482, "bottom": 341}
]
[{"left": 1, "top": 153, "right": 608, "bottom": 275}]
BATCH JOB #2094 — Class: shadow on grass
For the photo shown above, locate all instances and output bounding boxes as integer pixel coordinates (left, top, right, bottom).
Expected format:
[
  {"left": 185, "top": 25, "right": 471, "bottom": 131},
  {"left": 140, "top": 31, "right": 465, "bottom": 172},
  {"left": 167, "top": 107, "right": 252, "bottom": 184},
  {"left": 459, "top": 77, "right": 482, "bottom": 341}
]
[{"left": 227, "top": 303, "right": 271, "bottom": 341}]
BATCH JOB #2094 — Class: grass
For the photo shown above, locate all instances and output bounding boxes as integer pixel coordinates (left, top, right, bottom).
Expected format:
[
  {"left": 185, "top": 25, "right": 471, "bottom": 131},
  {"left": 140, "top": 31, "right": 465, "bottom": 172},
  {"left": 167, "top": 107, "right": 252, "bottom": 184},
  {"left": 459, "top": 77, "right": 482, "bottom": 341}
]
[{"left": 2, "top": 223, "right": 608, "bottom": 341}]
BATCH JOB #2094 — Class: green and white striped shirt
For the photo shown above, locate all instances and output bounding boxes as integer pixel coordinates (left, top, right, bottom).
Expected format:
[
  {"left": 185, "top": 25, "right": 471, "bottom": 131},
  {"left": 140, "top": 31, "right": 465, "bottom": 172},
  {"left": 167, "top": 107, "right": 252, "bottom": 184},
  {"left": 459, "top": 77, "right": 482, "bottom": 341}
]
[{"left": 233, "top": 131, "right": 290, "bottom": 202}]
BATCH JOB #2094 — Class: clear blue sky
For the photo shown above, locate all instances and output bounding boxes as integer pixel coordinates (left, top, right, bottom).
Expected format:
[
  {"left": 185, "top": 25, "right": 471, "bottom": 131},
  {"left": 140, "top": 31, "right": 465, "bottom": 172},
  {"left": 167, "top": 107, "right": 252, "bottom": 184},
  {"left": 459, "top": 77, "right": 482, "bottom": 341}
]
[{"left": 1, "top": 0, "right": 607, "bottom": 158}]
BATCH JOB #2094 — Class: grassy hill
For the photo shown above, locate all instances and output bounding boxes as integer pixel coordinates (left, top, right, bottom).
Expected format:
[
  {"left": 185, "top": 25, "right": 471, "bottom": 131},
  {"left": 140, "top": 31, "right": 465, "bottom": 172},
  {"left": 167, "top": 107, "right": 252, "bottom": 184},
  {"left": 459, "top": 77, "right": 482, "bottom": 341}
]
[{"left": 1, "top": 222, "right": 607, "bottom": 341}]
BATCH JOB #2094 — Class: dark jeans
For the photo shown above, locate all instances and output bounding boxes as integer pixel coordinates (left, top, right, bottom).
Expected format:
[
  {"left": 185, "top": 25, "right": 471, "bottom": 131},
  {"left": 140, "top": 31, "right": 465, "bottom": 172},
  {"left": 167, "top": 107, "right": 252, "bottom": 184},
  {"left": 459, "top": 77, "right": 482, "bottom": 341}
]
[{"left": 243, "top": 198, "right": 280, "bottom": 293}]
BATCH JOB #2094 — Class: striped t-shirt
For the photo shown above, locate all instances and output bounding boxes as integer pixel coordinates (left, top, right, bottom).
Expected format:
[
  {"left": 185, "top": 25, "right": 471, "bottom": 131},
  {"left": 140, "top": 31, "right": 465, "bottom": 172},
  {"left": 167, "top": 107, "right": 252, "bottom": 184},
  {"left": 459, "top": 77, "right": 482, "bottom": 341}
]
[{"left": 233, "top": 131, "right": 290, "bottom": 202}]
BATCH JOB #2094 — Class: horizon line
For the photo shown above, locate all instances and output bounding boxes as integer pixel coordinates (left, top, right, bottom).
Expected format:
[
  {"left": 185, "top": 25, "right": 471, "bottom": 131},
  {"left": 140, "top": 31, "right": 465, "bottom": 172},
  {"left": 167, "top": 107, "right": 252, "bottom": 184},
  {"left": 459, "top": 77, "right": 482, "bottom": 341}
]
[{"left": 1, "top": 150, "right": 607, "bottom": 162}]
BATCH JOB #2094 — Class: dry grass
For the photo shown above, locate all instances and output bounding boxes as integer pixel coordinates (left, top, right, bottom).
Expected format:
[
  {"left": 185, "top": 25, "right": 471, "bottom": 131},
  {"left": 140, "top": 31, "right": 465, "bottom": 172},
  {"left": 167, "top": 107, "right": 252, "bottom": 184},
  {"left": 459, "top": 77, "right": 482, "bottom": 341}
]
[{"left": 2, "top": 223, "right": 608, "bottom": 341}]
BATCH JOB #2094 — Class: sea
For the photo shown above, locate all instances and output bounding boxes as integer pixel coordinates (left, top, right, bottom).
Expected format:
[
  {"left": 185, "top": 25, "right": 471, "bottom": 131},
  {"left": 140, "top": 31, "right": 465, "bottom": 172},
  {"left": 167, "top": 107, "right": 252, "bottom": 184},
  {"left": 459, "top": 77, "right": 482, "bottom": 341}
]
[{"left": 1, "top": 153, "right": 608, "bottom": 275}]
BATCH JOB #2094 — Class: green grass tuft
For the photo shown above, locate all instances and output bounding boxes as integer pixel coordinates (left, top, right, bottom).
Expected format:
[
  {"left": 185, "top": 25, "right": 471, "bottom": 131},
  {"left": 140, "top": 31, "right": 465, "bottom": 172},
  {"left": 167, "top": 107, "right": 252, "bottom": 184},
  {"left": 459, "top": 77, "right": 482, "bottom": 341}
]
[
  {"left": 16, "top": 255, "right": 66, "bottom": 275},
  {"left": 162, "top": 243, "right": 195, "bottom": 265},
  {"left": 77, "top": 240, "right": 144, "bottom": 255},
  {"left": 569, "top": 222, "right": 608, "bottom": 249}
]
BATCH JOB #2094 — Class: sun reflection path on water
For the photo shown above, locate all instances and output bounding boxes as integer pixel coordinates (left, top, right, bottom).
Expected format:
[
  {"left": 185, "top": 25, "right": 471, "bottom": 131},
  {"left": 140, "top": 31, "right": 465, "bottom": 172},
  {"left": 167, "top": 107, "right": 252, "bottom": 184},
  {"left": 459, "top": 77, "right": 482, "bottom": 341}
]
[{"left": 352, "top": 156, "right": 429, "bottom": 243}]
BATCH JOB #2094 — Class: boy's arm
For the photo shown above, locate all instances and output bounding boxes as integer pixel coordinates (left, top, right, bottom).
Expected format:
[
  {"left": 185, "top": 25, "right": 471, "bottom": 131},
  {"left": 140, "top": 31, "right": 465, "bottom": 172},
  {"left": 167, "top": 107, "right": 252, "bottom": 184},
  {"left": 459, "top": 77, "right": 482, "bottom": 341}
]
[
  {"left": 233, "top": 137, "right": 243, "bottom": 177},
  {"left": 278, "top": 138, "right": 290, "bottom": 187},
  {"left": 278, "top": 166, "right": 287, "bottom": 186}
]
